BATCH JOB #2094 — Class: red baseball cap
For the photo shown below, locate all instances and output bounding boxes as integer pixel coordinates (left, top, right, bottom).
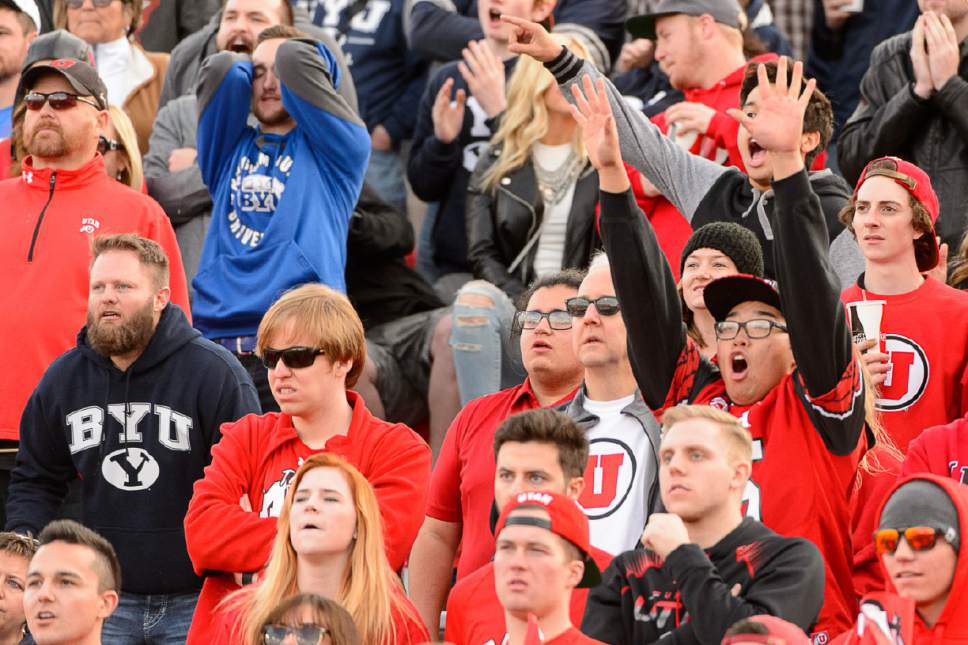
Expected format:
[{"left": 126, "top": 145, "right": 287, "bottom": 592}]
[
  {"left": 496, "top": 491, "right": 601, "bottom": 588},
  {"left": 853, "top": 156, "right": 940, "bottom": 272},
  {"left": 721, "top": 615, "right": 811, "bottom": 645}
]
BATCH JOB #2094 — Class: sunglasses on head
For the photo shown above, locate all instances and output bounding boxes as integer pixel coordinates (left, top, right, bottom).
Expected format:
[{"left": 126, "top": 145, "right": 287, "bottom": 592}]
[
  {"left": 873, "top": 526, "right": 950, "bottom": 555},
  {"left": 24, "top": 91, "right": 101, "bottom": 111},
  {"left": 261, "top": 624, "right": 328, "bottom": 645},
  {"left": 565, "top": 296, "right": 620, "bottom": 317},
  {"left": 261, "top": 346, "right": 325, "bottom": 369}
]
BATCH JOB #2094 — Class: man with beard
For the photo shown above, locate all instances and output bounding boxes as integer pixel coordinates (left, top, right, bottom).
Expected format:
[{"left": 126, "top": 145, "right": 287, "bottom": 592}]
[
  {"left": 0, "top": 0, "right": 38, "bottom": 140},
  {"left": 193, "top": 24, "right": 369, "bottom": 410},
  {"left": 6, "top": 233, "right": 260, "bottom": 645},
  {"left": 0, "top": 57, "right": 189, "bottom": 529}
]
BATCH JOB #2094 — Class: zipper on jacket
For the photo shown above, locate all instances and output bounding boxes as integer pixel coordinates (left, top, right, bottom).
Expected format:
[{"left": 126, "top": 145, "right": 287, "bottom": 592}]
[{"left": 27, "top": 172, "right": 56, "bottom": 262}]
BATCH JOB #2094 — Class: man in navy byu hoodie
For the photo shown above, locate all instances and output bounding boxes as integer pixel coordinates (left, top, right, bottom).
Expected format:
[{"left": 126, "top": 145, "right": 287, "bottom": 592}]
[{"left": 5, "top": 234, "right": 260, "bottom": 645}]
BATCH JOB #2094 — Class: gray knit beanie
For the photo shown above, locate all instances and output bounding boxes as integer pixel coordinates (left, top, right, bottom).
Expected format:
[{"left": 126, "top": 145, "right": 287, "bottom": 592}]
[{"left": 880, "top": 480, "right": 960, "bottom": 552}]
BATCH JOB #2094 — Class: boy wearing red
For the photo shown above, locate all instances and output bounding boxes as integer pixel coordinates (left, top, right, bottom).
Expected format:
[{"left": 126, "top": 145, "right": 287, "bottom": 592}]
[
  {"left": 840, "top": 157, "right": 968, "bottom": 453},
  {"left": 903, "top": 414, "right": 968, "bottom": 483},
  {"left": 493, "top": 491, "right": 607, "bottom": 645},
  {"left": 409, "top": 271, "right": 584, "bottom": 632},
  {"left": 444, "top": 409, "right": 612, "bottom": 645},
  {"left": 565, "top": 56, "right": 868, "bottom": 638},
  {"left": 184, "top": 284, "right": 430, "bottom": 644}
]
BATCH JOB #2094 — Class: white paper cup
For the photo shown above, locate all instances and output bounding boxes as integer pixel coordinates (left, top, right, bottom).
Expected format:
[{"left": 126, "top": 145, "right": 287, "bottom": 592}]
[
  {"left": 842, "top": 0, "right": 864, "bottom": 12},
  {"left": 848, "top": 300, "right": 886, "bottom": 350}
]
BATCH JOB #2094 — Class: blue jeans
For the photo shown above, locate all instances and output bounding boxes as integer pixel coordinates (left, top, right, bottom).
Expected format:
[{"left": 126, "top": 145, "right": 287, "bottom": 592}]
[
  {"left": 365, "top": 148, "right": 408, "bottom": 216},
  {"left": 450, "top": 280, "right": 525, "bottom": 405},
  {"left": 416, "top": 201, "right": 440, "bottom": 284},
  {"left": 102, "top": 591, "right": 199, "bottom": 645}
]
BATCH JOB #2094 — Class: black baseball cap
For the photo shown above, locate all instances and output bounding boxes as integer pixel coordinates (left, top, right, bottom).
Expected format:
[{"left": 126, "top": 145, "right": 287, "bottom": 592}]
[
  {"left": 627, "top": 0, "right": 744, "bottom": 40},
  {"left": 703, "top": 274, "right": 782, "bottom": 322},
  {"left": 22, "top": 29, "right": 94, "bottom": 71},
  {"left": 20, "top": 58, "right": 108, "bottom": 110}
]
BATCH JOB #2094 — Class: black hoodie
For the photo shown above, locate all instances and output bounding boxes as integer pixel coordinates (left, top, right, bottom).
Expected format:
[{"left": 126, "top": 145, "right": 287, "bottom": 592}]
[{"left": 6, "top": 304, "right": 260, "bottom": 594}]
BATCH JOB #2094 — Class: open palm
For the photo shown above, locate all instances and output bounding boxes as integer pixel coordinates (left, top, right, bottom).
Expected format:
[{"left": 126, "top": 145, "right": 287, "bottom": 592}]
[{"left": 569, "top": 75, "right": 622, "bottom": 171}]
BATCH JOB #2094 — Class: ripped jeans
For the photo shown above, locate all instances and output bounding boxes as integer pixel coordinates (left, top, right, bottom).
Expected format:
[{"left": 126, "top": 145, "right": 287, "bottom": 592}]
[{"left": 450, "top": 280, "right": 526, "bottom": 405}]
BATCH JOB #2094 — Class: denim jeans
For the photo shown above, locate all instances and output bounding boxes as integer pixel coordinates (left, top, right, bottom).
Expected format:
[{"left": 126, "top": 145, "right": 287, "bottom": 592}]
[
  {"left": 102, "top": 591, "right": 199, "bottom": 645},
  {"left": 450, "top": 280, "right": 525, "bottom": 405},
  {"left": 416, "top": 201, "right": 440, "bottom": 284},
  {"left": 365, "top": 148, "right": 408, "bottom": 216}
]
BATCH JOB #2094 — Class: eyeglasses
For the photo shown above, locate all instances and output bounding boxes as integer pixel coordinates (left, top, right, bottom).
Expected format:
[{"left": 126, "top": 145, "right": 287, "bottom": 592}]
[
  {"left": 261, "top": 624, "right": 329, "bottom": 645},
  {"left": 261, "top": 346, "right": 325, "bottom": 369},
  {"left": 65, "top": 0, "right": 121, "bottom": 9},
  {"left": 98, "top": 135, "right": 121, "bottom": 155},
  {"left": 565, "top": 296, "right": 621, "bottom": 317},
  {"left": 24, "top": 91, "right": 101, "bottom": 111},
  {"left": 513, "top": 309, "right": 572, "bottom": 331},
  {"left": 714, "top": 319, "right": 788, "bottom": 340},
  {"left": 874, "top": 526, "right": 949, "bottom": 555}
]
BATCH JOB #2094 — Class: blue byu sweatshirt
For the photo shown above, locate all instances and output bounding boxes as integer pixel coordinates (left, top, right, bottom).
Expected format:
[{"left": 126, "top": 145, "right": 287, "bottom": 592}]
[
  {"left": 193, "top": 38, "right": 370, "bottom": 339},
  {"left": 6, "top": 305, "right": 261, "bottom": 594}
]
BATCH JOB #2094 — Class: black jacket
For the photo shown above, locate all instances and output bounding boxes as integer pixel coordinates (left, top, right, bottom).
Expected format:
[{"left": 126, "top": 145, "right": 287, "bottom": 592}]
[
  {"left": 6, "top": 305, "right": 260, "bottom": 594},
  {"left": 838, "top": 33, "right": 968, "bottom": 249},
  {"left": 466, "top": 146, "right": 600, "bottom": 298},
  {"left": 346, "top": 183, "right": 444, "bottom": 329},
  {"left": 581, "top": 518, "right": 824, "bottom": 645}
]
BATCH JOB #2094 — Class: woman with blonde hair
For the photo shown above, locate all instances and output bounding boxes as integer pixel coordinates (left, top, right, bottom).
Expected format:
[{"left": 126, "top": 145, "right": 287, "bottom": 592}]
[
  {"left": 101, "top": 106, "right": 143, "bottom": 190},
  {"left": 216, "top": 454, "right": 427, "bottom": 645},
  {"left": 453, "top": 30, "right": 608, "bottom": 402},
  {"left": 184, "top": 284, "right": 430, "bottom": 643}
]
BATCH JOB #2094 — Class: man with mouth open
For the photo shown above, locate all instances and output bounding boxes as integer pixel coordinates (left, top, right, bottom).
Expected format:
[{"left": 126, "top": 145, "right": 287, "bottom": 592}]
[
  {"left": 25, "top": 520, "right": 121, "bottom": 645},
  {"left": 553, "top": 49, "right": 872, "bottom": 639},
  {"left": 582, "top": 405, "right": 824, "bottom": 645}
]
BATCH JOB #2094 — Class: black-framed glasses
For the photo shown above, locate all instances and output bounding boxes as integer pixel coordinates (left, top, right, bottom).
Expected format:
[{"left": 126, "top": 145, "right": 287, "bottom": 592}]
[
  {"left": 565, "top": 296, "right": 621, "bottom": 317},
  {"left": 873, "top": 526, "right": 949, "bottom": 556},
  {"left": 24, "top": 91, "right": 100, "bottom": 111},
  {"left": 98, "top": 135, "right": 121, "bottom": 155},
  {"left": 714, "top": 319, "right": 788, "bottom": 340},
  {"left": 261, "top": 346, "right": 325, "bottom": 369},
  {"left": 261, "top": 624, "right": 329, "bottom": 645},
  {"left": 513, "top": 309, "right": 572, "bottom": 331},
  {"left": 66, "top": 0, "right": 120, "bottom": 9}
]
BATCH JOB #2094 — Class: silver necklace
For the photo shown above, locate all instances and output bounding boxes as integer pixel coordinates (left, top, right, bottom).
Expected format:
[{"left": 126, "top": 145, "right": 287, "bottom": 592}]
[{"left": 533, "top": 149, "right": 582, "bottom": 206}]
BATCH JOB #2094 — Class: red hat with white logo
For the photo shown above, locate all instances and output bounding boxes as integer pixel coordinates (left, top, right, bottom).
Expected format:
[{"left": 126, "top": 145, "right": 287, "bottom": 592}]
[
  {"left": 853, "top": 156, "right": 940, "bottom": 272},
  {"left": 496, "top": 491, "right": 601, "bottom": 588}
]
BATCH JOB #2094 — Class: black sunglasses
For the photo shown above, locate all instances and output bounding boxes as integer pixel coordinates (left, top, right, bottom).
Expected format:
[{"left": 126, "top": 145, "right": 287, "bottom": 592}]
[
  {"left": 24, "top": 91, "right": 100, "bottom": 112},
  {"left": 261, "top": 346, "right": 325, "bottom": 369},
  {"left": 565, "top": 296, "right": 621, "bottom": 317},
  {"left": 98, "top": 135, "right": 121, "bottom": 155},
  {"left": 261, "top": 624, "right": 328, "bottom": 645}
]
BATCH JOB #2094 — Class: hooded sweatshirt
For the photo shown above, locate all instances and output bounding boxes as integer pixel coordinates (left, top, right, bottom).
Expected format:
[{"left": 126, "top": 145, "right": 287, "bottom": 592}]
[
  {"left": 5, "top": 304, "right": 260, "bottom": 594},
  {"left": 0, "top": 155, "right": 191, "bottom": 442},
  {"left": 904, "top": 415, "right": 968, "bottom": 484},
  {"left": 183, "top": 391, "right": 431, "bottom": 644},
  {"left": 835, "top": 474, "right": 968, "bottom": 644}
]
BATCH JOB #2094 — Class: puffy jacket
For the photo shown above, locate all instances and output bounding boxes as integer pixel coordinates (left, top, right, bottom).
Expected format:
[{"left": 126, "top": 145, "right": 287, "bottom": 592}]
[
  {"left": 466, "top": 146, "right": 600, "bottom": 298},
  {"left": 838, "top": 33, "right": 968, "bottom": 250}
]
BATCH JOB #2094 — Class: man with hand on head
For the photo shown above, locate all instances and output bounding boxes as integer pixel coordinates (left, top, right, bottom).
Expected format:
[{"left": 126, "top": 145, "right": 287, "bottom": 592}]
[
  {"left": 25, "top": 520, "right": 121, "bottom": 645},
  {"left": 560, "top": 51, "right": 872, "bottom": 639},
  {"left": 494, "top": 490, "right": 608, "bottom": 645},
  {"left": 582, "top": 405, "right": 824, "bottom": 645}
]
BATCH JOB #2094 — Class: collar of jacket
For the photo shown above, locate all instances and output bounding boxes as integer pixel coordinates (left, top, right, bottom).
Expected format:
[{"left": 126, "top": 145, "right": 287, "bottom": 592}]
[
  {"left": 562, "top": 384, "right": 655, "bottom": 429},
  {"left": 491, "top": 146, "right": 596, "bottom": 204},
  {"left": 20, "top": 154, "right": 109, "bottom": 191}
]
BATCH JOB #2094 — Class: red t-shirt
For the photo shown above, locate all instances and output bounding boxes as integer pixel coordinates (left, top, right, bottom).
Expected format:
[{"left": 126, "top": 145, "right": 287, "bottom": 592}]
[
  {"left": 540, "top": 627, "right": 607, "bottom": 645},
  {"left": 427, "top": 380, "right": 576, "bottom": 579},
  {"left": 444, "top": 547, "right": 613, "bottom": 645},
  {"left": 661, "top": 338, "right": 866, "bottom": 640},
  {"left": 842, "top": 278, "right": 968, "bottom": 452}
]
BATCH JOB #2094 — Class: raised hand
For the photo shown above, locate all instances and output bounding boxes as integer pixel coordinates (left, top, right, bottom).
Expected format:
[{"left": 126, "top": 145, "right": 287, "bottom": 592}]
[
  {"left": 727, "top": 57, "right": 816, "bottom": 156},
  {"left": 910, "top": 16, "right": 934, "bottom": 99},
  {"left": 431, "top": 77, "right": 466, "bottom": 145},
  {"left": 501, "top": 14, "right": 562, "bottom": 62},
  {"left": 569, "top": 74, "right": 622, "bottom": 171},
  {"left": 616, "top": 38, "right": 655, "bottom": 74},
  {"left": 458, "top": 40, "right": 507, "bottom": 118},
  {"left": 923, "top": 11, "right": 961, "bottom": 91}
]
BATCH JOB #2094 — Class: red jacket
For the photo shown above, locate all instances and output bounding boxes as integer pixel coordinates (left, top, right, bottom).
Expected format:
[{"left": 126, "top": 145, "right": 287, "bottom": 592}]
[
  {"left": 0, "top": 155, "right": 190, "bottom": 442},
  {"left": 835, "top": 474, "right": 968, "bottom": 644},
  {"left": 903, "top": 414, "right": 968, "bottom": 483},
  {"left": 183, "top": 391, "right": 431, "bottom": 644}
]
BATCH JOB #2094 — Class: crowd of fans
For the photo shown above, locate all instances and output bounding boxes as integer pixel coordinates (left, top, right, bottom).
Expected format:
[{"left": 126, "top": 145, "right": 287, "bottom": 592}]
[{"left": 0, "top": 0, "right": 965, "bottom": 643}]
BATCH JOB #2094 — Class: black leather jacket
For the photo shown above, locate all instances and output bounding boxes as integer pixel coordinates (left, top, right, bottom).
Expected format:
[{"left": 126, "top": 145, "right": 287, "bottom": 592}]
[
  {"left": 838, "top": 33, "right": 968, "bottom": 249},
  {"left": 465, "top": 145, "right": 601, "bottom": 298}
]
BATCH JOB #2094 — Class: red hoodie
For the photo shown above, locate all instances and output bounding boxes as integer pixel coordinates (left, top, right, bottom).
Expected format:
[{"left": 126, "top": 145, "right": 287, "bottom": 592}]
[
  {"left": 835, "top": 474, "right": 968, "bottom": 644},
  {"left": 0, "top": 154, "right": 190, "bottom": 442},
  {"left": 183, "top": 391, "right": 431, "bottom": 644},
  {"left": 903, "top": 415, "right": 968, "bottom": 484}
]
